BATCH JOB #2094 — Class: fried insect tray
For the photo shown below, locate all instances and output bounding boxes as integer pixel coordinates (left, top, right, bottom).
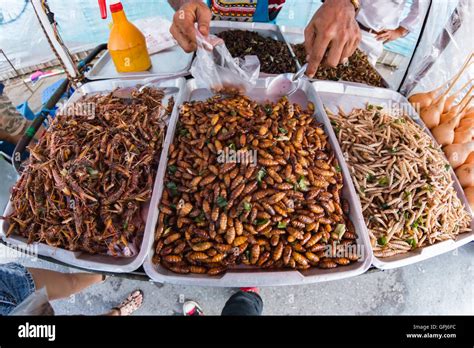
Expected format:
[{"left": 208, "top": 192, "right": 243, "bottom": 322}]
[
  {"left": 209, "top": 21, "right": 299, "bottom": 76},
  {"left": 279, "top": 26, "right": 390, "bottom": 88},
  {"left": 314, "top": 80, "right": 474, "bottom": 270},
  {"left": 0, "top": 77, "right": 186, "bottom": 273},
  {"left": 143, "top": 77, "right": 373, "bottom": 287}
]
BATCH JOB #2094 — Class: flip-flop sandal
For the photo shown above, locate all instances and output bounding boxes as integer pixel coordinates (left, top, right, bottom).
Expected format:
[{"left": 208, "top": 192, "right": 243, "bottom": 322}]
[{"left": 113, "top": 290, "right": 144, "bottom": 316}]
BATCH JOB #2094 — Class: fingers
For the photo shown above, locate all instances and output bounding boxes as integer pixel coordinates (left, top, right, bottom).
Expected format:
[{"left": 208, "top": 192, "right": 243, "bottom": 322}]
[
  {"left": 170, "top": 22, "right": 195, "bottom": 53},
  {"left": 196, "top": 3, "right": 212, "bottom": 36},
  {"left": 304, "top": 24, "right": 316, "bottom": 63},
  {"left": 340, "top": 41, "right": 353, "bottom": 64},
  {"left": 171, "top": 2, "right": 212, "bottom": 53},
  {"left": 325, "top": 38, "right": 345, "bottom": 68},
  {"left": 306, "top": 33, "right": 331, "bottom": 78},
  {"left": 375, "top": 30, "right": 389, "bottom": 42},
  {"left": 341, "top": 32, "right": 360, "bottom": 63}
]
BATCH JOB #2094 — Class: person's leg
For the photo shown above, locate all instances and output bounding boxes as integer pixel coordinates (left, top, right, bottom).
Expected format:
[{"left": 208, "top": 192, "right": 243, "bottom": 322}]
[
  {"left": 0, "top": 263, "right": 37, "bottom": 315},
  {"left": 221, "top": 288, "right": 263, "bottom": 316},
  {"left": 27, "top": 268, "right": 104, "bottom": 301}
]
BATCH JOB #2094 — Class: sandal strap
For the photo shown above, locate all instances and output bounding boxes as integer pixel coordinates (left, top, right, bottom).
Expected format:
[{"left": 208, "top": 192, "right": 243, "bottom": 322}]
[{"left": 115, "top": 290, "right": 143, "bottom": 316}]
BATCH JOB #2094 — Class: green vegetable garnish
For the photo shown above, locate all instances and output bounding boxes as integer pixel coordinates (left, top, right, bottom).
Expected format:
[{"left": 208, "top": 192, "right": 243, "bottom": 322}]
[
  {"left": 228, "top": 143, "right": 236, "bottom": 150},
  {"left": 179, "top": 128, "right": 189, "bottom": 136},
  {"left": 167, "top": 165, "right": 177, "bottom": 174},
  {"left": 166, "top": 182, "right": 178, "bottom": 196},
  {"left": 87, "top": 167, "right": 99, "bottom": 176},
  {"left": 445, "top": 164, "right": 451, "bottom": 171},
  {"left": 378, "top": 176, "right": 389, "bottom": 186},
  {"left": 406, "top": 238, "right": 417, "bottom": 248},
  {"left": 394, "top": 118, "right": 406, "bottom": 124},
  {"left": 257, "top": 168, "right": 266, "bottom": 183},
  {"left": 194, "top": 212, "right": 205, "bottom": 223},
  {"left": 423, "top": 184, "right": 433, "bottom": 192},
  {"left": 278, "top": 127, "right": 288, "bottom": 134},
  {"left": 377, "top": 236, "right": 388, "bottom": 246},
  {"left": 216, "top": 196, "right": 228, "bottom": 208},
  {"left": 412, "top": 217, "right": 422, "bottom": 229},
  {"left": 334, "top": 224, "right": 346, "bottom": 239},
  {"left": 264, "top": 105, "right": 272, "bottom": 115},
  {"left": 243, "top": 202, "right": 252, "bottom": 212},
  {"left": 366, "top": 173, "right": 376, "bottom": 182},
  {"left": 297, "top": 176, "right": 308, "bottom": 191},
  {"left": 389, "top": 147, "right": 398, "bottom": 154},
  {"left": 255, "top": 218, "right": 269, "bottom": 226},
  {"left": 335, "top": 165, "right": 342, "bottom": 173},
  {"left": 277, "top": 221, "right": 287, "bottom": 229}
]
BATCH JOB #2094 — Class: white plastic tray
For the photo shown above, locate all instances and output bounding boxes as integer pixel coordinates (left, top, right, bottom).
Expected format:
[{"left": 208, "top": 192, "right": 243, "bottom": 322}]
[
  {"left": 314, "top": 80, "right": 474, "bottom": 270},
  {"left": 0, "top": 77, "right": 186, "bottom": 273},
  {"left": 143, "top": 77, "right": 373, "bottom": 286},
  {"left": 85, "top": 47, "right": 193, "bottom": 80}
]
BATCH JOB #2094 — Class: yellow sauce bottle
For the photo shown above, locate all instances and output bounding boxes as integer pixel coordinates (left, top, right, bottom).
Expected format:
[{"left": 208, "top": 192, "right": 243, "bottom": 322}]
[{"left": 99, "top": 0, "right": 151, "bottom": 72}]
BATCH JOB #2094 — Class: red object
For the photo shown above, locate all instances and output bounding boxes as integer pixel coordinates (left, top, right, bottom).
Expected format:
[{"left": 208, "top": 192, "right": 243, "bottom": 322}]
[
  {"left": 98, "top": 0, "right": 107, "bottom": 19},
  {"left": 240, "top": 287, "right": 260, "bottom": 294},
  {"left": 98, "top": 0, "right": 123, "bottom": 19},
  {"left": 110, "top": 2, "right": 123, "bottom": 13}
]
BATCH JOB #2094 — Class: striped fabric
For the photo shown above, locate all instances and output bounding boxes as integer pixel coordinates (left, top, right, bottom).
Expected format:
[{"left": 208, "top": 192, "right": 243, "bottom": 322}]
[{"left": 210, "top": 0, "right": 286, "bottom": 21}]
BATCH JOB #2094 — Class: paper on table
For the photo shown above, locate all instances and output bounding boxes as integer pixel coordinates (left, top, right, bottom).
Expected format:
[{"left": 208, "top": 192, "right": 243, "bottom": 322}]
[{"left": 134, "top": 17, "right": 177, "bottom": 55}]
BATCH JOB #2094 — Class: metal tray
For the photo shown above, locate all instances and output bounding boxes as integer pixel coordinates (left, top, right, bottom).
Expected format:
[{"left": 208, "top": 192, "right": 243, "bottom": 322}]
[
  {"left": 209, "top": 21, "right": 299, "bottom": 76},
  {"left": 85, "top": 46, "right": 193, "bottom": 80},
  {"left": 279, "top": 26, "right": 390, "bottom": 89},
  {"left": 0, "top": 77, "right": 186, "bottom": 273},
  {"left": 314, "top": 80, "right": 474, "bottom": 270},
  {"left": 143, "top": 77, "right": 373, "bottom": 286}
]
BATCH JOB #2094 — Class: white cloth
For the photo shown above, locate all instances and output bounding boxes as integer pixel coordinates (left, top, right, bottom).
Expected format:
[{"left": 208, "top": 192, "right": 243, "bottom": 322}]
[
  {"left": 357, "top": 0, "right": 420, "bottom": 64},
  {"left": 358, "top": 30, "right": 384, "bottom": 66},
  {"left": 357, "top": 0, "right": 421, "bottom": 33}
]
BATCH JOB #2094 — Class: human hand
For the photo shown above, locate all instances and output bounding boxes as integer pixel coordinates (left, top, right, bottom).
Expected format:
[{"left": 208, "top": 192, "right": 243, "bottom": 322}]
[
  {"left": 304, "top": 0, "right": 361, "bottom": 77},
  {"left": 170, "top": 0, "right": 212, "bottom": 52},
  {"left": 375, "top": 27, "right": 408, "bottom": 43}
]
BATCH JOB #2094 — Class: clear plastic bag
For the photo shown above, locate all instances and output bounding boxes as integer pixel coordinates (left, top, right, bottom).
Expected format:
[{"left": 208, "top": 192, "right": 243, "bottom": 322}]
[
  {"left": 9, "top": 287, "right": 55, "bottom": 316},
  {"left": 190, "top": 31, "right": 260, "bottom": 94},
  {"left": 400, "top": 0, "right": 473, "bottom": 96}
]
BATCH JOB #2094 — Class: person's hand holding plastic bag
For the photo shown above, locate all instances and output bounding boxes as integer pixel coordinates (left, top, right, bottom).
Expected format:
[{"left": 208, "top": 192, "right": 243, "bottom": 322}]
[{"left": 190, "top": 30, "right": 260, "bottom": 94}]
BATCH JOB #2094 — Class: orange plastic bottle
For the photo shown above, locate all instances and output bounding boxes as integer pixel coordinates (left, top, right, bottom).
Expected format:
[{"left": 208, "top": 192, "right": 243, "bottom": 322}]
[{"left": 99, "top": 0, "right": 151, "bottom": 72}]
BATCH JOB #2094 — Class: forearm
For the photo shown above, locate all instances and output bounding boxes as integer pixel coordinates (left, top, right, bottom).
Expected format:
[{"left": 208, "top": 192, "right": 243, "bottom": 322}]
[{"left": 168, "top": 0, "right": 203, "bottom": 11}]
